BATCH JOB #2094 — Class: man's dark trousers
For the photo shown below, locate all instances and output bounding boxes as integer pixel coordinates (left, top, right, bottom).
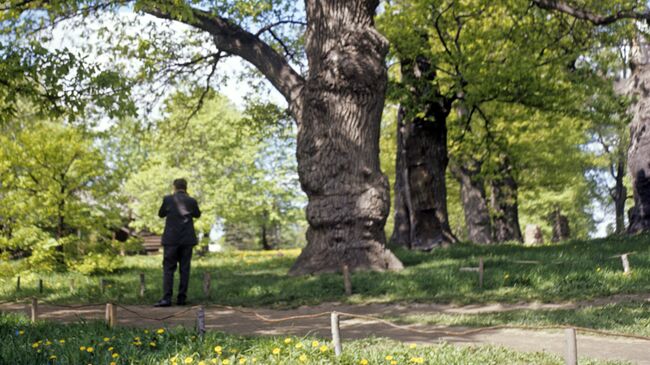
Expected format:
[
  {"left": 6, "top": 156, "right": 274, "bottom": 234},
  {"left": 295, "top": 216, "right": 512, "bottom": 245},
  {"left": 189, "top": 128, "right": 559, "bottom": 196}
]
[{"left": 162, "top": 244, "right": 193, "bottom": 302}]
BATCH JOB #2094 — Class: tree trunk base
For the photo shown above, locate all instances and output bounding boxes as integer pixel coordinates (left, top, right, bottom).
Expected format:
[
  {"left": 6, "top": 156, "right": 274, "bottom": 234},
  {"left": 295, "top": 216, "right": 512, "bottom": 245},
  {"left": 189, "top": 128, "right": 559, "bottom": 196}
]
[{"left": 289, "top": 225, "right": 403, "bottom": 276}]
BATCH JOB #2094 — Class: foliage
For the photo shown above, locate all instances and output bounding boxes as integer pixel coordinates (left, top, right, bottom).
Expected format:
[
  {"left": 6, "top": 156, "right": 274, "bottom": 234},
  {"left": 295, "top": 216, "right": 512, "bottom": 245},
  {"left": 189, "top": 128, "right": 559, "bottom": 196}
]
[
  {"left": 2, "top": 235, "right": 648, "bottom": 307},
  {"left": 124, "top": 91, "right": 305, "bottom": 248},
  {"left": 0, "top": 313, "right": 627, "bottom": 365},
  {"left": 378, "top": 0, "right": 629, "bottom": 240},
  {"left": 0, "top": 118, "right": 123, "bottom": 272}
]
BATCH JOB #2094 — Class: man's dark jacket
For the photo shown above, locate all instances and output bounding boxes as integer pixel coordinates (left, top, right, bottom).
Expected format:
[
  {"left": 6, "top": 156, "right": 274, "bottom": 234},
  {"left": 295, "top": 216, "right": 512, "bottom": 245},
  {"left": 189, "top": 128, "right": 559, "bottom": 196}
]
[{"left": 158, "top": 191, "right": 201, "bottom": 246}]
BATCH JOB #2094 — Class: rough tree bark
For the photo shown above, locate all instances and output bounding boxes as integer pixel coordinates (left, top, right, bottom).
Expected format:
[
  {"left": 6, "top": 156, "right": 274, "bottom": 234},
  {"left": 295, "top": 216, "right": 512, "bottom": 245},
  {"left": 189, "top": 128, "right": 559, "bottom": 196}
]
[
  {"left": 147, "top": 0, "right": 403, "bottom": 274},
  {"left": 490, "top": 157, "right": 523, "bottom": 242},
  {"left": 626, "top": 40, "right": 650, "bottom": 233},
  {"left": 289, "top": 1, "right": 403, "bottom": 273},
  {"left": 389, "top": 57, "right": 457, "bottom": 249},
  {"left": 451, "top": 160, "right": 493, "bottom": 244}
]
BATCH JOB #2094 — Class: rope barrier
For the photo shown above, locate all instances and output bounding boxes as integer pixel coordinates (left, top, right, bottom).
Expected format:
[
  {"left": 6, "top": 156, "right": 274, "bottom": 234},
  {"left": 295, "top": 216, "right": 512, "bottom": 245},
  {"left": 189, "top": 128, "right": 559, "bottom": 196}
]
[
  {"left": 115, "top": 304, "right": 200, "bottom": 321},
  {"left": 333, "top": 311, "right": 650, "bottom": 342},
  {"left": 2, "top": 299, "right": 649, "bottom": 341}
]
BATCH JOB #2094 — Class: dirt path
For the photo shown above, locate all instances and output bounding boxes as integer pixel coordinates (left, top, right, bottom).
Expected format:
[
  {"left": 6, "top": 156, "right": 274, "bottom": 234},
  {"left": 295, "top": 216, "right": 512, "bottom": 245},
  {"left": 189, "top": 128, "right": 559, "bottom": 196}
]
[{"left": 2, "top": 296, "right": 649, "bottom": 364}]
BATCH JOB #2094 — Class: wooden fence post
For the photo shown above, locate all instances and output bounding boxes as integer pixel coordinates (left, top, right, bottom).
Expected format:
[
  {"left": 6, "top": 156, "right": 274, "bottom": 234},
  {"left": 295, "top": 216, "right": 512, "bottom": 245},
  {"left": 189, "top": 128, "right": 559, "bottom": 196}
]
[
  {"left": 203, "top": 272, "right": 211, "bottom": 298},
  {"left": 196, "top": 306, "right": 206, "bottom": 337},
  {"left": 478, "top": 257, "right": 484, "bottom": 289},
  {"left": 331, "top": 312, "right": 342, "bottom": 356},
  {"left": 16, "top": 276, "right": 20, "bottom": 292},
  {"left": 621, "top": 254, "right": 631, "bottom": 275},
  {"left": 139, "top": 273, "right": 146, "bottom": 298},
  {"left": 564, "top": 328, "right": 577, "bottom": 365},
  {"left": 30, "top": 298, "right": 38, "bottom": 323},
  {"left": 106, "top": 303, "right": 117, "bottom": 328},
  {"left": 342, "top": 265, "right": 352, "bottom": 296},
  {"left": 38, "top": 279, "right": 43, "bottom": 294}
]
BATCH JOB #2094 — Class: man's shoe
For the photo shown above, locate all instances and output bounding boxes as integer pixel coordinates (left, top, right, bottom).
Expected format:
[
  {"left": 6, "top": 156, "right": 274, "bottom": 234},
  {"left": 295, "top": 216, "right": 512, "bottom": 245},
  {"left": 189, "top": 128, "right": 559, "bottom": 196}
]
[
  {"left": 177, "top": 299, "right": 188, "bottom": 306},
  {"left": 154, "top": 299, "right": 172, "bottom": 307}
]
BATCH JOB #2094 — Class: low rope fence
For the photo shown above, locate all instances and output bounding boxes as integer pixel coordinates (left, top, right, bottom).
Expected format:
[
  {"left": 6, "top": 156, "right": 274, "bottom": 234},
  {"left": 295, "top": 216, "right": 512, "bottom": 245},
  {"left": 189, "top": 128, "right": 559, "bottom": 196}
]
[
  {"left": 0, "top": 252, "right": 646, "bottom": 364},
  {"left": 1, "top": 296, "right": 649, "bottom": 365}
]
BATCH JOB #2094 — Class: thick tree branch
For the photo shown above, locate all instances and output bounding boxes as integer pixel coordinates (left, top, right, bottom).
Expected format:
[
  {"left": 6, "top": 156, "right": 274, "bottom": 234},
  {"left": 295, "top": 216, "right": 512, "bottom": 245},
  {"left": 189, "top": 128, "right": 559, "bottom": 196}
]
[
  {"left": 144, "top": 4, "right": 305, "bottom": 115},
  {"left": 532, "top": 0, "right": 650, "bottom": 26}
]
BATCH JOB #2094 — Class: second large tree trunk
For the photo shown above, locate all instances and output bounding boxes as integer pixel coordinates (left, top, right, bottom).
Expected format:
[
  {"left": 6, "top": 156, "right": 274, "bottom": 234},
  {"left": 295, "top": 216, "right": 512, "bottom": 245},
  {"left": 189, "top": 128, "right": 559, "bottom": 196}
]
[
  {"left": 289, "top": 1, "right": 403, "bottom": 274},
  {"left": 490, "top": 157, "right": 523, "bottom": 243},
  {"left": 451, "top": 160, "right": 493, "bottom": 244}
]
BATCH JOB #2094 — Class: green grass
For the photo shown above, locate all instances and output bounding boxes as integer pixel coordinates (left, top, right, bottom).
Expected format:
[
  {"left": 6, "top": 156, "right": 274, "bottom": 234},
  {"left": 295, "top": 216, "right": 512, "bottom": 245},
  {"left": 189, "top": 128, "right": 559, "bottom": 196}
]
[
  {"left": 384, "top": 301, "right": 650, "bottom": 337},
  {"left": 1, "top": 234, "right": 649, "bottom": 308},
  {"left": 0, "top": 313, "right": 630, "bottom": 365}
]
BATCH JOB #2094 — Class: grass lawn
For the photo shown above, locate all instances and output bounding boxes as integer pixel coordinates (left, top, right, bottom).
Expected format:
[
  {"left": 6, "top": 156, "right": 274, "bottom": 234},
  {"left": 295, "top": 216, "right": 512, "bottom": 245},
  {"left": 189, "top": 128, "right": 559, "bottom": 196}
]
[
  {"left": 0, "top": 313, "right": 630, "bottom": 365},
  {"left": 1, "top": 234, "right": 649, "bottom": 309}
]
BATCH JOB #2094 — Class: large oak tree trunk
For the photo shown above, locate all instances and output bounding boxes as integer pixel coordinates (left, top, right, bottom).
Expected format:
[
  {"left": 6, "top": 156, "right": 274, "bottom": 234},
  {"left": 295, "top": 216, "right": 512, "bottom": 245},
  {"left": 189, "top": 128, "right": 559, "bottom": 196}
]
[
  {"left": 451, "top": 160, "right": 493, "bottom": 244},
  {"left": 490, "top": 157, "right": 523, "bottom": 242},
  {"left": 289, "top": 1, "right": 403, "bottom": 274}
]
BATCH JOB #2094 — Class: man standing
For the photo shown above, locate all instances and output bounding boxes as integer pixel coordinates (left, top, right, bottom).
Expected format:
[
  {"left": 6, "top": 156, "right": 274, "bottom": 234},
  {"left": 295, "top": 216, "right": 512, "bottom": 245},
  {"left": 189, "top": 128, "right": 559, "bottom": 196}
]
[{"left": 154, "top": 178, "right": 201, "bottom": 307}]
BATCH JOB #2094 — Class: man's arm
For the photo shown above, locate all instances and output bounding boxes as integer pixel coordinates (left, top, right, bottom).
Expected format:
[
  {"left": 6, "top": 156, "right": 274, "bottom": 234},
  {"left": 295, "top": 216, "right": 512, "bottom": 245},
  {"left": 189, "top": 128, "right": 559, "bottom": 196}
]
[
  {"left": 158, "top": 196, "right": 169, "bottom": 218},
  {"left": 192, "top": 199, "right": 201, "bottom": 219}
]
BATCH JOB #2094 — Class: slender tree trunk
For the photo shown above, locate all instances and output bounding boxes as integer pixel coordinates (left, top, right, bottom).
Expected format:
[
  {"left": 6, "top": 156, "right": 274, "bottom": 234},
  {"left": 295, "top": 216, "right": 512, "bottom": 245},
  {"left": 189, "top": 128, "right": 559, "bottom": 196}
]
[
  {"left": 390, "top": 106, "right": 414, "bottom": 248},
  {"left": 490, "top": 157, "right": 523, "bottom": 243},
  {"left": 260, "top": 224, "right": 273, "bottom": 250},
  {"left": 289, "top": 1, "right": 403, "bottom": 274},
  {"left": 451, "top": 160, "right": 493, "bottom": 244},
  {"left": 612, "top": 154, "right": 627, "bottom": 234}
]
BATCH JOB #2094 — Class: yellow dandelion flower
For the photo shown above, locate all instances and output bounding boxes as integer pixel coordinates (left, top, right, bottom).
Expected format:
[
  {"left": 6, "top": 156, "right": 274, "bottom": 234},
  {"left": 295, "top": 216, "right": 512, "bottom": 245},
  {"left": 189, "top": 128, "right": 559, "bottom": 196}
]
[
  {"left": 108, "top": 347, "right": 114, "bottom": 352},
  {"left": 319, "top": 345, "right": 328, "bottom": 353},
  {"left": 409, "top": 344, "right": 417, "bottom": 349},
  {"left": 103, "top": 337, "right": 110, "bottom": 342},
  {"left": 239, "top": 358, "right": 246, "bottom": 364},
  {"left": 199, "top": 361, "right": 206, "bottom": 365},
  {"left": 295, "top": 342, "right": 304, "bottom": 349},
  {"left": 214, "top": 346, "right": 222, "bottom": 354},
  {"left": 134, "top": 337, "right": 141, "bottom": 341},
  {"left": 150, "top": 342, "right": 157, "bottom": 347},
  {"left": 385, "top": 355, "right": 393, "bottom": 361},
  {"left": 409, "top": 357, "right": 424, "bottom": 364},
  {"left": 112, "top": 353, "right": 119, "bottom": 358},
  {"left": 359, "top": 359, "right": 369, "bottom": 365},
  {"left": 251, "top": 358, "right": 256, "bottom": 363},
  {"left": 45, "top": 341, "right": 52, "bottom": 346},
  {"left": 111, "top": 362, "right": 117, "bottom": 365},
  {"left": 596, "top": 267, "right": 602, "bottom": 272},
  {"left": 31, "top": 342, "right": 39, "bottom": 348},
  {"left": 157, "top": 328, "right": 166, "bottom": 334},
  {"left": 223, "top": 360, "right": 231, "bottom": 365},
  {"left": 284, "top": 338, "right": 292, "bottom": 344},
  {"left": 299, "top": 354, "right": 308, "bottom": 362},
  {"left": 311, "top": 340, "right": 319, "bottom": 348},
  {"left": 211, "top": 360, "right": 218, "bottom": 364},
  {"left": 18, "top": 330, "right": 24, "bottom": 335},
  {"left": 49, "top": 355, "right": 57, "bottom": 360},
  {"left": 272, "top": 347, "right": 281, "bottom": 355},
  {"left": 391, "top": 361, "right": 397, "bottom": 365},
  {"left": 184, "top": 356, "right": 194, "bottom": 364},
  {"left": 59, "top": 339, "right": 65, "bottom": 344},
  {"left": 144, "top": 329, "right": 150, "bottom": 334},
  {"left": 80, "top": 346, "right": 86, "bottom": 351},
  {"left": 87, "top": 347, "right": 94, "bottom": 353}
]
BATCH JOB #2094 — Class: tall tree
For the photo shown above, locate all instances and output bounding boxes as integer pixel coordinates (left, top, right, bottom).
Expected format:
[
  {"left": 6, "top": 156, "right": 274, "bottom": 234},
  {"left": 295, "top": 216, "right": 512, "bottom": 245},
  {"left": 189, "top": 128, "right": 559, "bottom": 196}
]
[
  {"left": 531, "top": 0, "right": 650, "bottom": 234},
  {"left": 4, "top": 0, "right": 403, "bottom": 274}
]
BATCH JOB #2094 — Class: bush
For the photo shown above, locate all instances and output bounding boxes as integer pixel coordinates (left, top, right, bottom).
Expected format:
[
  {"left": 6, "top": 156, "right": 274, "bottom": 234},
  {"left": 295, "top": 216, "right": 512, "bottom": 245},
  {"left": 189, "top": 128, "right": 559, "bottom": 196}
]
[{"left": 68, "top": 252, "right": 123, "bottom": 275}]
